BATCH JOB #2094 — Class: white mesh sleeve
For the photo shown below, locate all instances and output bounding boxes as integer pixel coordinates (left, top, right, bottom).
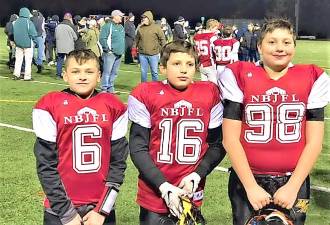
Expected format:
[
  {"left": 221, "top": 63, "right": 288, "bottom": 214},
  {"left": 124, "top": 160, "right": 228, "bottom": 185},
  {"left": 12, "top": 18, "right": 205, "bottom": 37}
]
[
  {"left": 111, "top": 110, "right": 128, "bottom": 141},
  {"left": 128, "top": 95, "right": 151, "bottom": 128},
  {"left": 307, "top": 72, "right": 330, "bottom": 109},
  {"left": 32, "top": 109, "right": 57, "bottom": 142},
  {"left": 218, "top": 67, "right": 244, "bottom": 103},
  {"left": 209, "top": 102, "right": 223, "bottom": 129}
]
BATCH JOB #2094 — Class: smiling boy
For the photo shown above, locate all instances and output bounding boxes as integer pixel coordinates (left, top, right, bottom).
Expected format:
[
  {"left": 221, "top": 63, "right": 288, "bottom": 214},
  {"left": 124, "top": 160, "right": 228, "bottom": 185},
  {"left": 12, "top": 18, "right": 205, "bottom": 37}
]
[
  {"left": 33, "top": 49, "right": 129, "bottom": 225},
  {"left": 128, "top": 40, "right": 226, "bottom": 225}
]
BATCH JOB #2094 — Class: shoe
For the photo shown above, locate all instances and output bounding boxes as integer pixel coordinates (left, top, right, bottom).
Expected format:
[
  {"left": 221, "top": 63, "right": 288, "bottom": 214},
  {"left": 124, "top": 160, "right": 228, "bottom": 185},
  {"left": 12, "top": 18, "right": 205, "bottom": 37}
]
[
  {"left": 48, "top": 61, "right": 55, "bottom": 66},
  {"left": 55, "top": 76, "right": 63, "bottom": 80},
  {"left": 37, "top": 65, "right": 43, "bottom": 73},
  {"left": 12, "top": 76, "right": 20, "bottom": 80}
]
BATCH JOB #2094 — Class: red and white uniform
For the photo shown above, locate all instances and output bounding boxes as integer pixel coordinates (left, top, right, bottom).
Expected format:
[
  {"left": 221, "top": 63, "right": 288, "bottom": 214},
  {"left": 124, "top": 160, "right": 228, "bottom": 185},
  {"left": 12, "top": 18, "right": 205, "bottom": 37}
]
[
  {"left": 128, "top": 80, "right": 223, "bottom": 213},
  {"left": 212, "top": 37, "right": 239, "bottom": 70},
  {"left": 33, "top": 92, "right": 127, "bottom": 208},
  {"left": 219, "top": 61, "right": 330, "bottom": 174},
  {"left": 193, "top": 32, "right": 218, "bottom": 83}
]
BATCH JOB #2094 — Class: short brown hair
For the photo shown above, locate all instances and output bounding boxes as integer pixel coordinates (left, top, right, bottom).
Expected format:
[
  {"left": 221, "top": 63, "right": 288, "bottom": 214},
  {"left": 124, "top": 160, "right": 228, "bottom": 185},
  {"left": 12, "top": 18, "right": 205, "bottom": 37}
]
[
  {"left": 64, "top": 49, "right": 100, "bottom": 70},
  {"left": 258, "top": 18, "right": 296, "bottom": 46},
  {"left": 160, "top": 40, "right": 198, "bottom": 68}
]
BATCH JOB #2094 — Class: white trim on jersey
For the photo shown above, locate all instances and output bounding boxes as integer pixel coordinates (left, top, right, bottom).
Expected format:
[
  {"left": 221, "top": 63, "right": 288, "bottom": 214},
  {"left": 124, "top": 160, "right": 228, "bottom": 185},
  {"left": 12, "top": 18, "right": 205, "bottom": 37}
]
[
  {"left": 209, "top": 102, "right": 223, "bottom": 129},
  {"left": 231, "top": 41, "right": 240, "bottom": 62},
  {"left": 32, "top": 109, "right": 57, "bottom": 142},
  {"left": 218, "top": 68, "right": 244, "bottom": 103},
  {"left": 111, "top": 110, "right": 128, "bottom": 141},
  {"left": 307, "top": 72, "right": 330, "bottom": 109},
  {"left": 128, "top": 95, "right": 151, "bottom": 128}
]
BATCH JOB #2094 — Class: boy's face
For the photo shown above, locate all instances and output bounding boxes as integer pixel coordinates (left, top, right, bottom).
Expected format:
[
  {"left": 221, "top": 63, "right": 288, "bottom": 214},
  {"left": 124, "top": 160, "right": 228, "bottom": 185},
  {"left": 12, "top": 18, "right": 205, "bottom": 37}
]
[
  {"left": 63, "top": 58, "right": 101, "bottom": 99},
  {"left": 258, "top": 28, "right": 295, "bottom": 71},
  {"left": 160, "top": 52, "right": 196, "bottom": 90}
]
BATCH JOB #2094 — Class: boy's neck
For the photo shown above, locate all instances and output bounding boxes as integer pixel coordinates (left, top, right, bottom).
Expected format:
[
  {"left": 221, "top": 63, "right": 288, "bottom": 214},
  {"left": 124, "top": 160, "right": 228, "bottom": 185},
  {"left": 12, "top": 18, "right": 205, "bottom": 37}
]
[{"left": 262, "top": 63, "right": 290, "bottom": 81}]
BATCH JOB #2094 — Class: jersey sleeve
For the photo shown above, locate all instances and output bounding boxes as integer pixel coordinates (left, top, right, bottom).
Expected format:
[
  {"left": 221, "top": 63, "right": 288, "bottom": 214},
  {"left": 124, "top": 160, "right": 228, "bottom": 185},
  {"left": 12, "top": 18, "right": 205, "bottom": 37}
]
[
  {"left": 128, "top": 84, "right": 151, "bottom": 128},
  {"left": 218, "top": 64, "right": 244, "bottom": 103},
  {"left": 209, "top": 84, "right": 223, "bottom": 129},
  {"left": 33, "top": 94, "right": 57, "bottom": 142},
  {"left": 307, "top": 65, "right": 330, "bottom": 109}
]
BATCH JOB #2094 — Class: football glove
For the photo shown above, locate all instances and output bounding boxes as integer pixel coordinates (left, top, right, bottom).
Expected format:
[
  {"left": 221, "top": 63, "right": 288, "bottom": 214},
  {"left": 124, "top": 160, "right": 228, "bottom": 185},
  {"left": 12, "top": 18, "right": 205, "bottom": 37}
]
[
  {"left": 159, "top": 182, "right": 186, "bottom": 218},
  {"left": 177, "top": 197, "right": 206, "bottom": 225},
  {"left": 245, "top": 208, "right": 294, "bottom": 225},
  {"left": 178, "top": 172, "right": 201, "bottom": 198}
]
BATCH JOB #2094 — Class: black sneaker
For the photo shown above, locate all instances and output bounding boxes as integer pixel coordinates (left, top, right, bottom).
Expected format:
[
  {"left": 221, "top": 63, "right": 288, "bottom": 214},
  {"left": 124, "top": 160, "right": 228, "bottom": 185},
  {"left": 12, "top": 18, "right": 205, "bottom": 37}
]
[{"left": 37, "top": 65, "right": 43, "bottom": 73}]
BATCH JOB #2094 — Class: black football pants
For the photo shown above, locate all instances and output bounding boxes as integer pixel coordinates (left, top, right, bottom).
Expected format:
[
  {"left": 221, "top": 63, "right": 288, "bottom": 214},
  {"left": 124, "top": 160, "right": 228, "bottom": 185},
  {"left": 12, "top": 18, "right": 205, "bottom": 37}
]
[{"left": 228, "top": 169, "right": 310, "bottom": 225}]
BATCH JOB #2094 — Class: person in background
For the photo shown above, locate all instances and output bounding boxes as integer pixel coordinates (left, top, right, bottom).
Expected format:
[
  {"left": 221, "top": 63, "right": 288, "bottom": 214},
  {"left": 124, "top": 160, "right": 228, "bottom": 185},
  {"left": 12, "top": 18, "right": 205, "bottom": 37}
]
[
  {"left": 4, "top": 14, "right": 18, "bottom": 70},
  {"left": 12, "top": 7, "right": 38, "bottom": 81},
  {"left": 55, "top": 12, "right": 77, "bottom": 79},
  {"left": 99, "top": 10, "right": 125, "bottom": 93},
  {"left": 134, "top": 10, "right": 166, "bottom": 82},
  {"left": 81, "top": 19, "right": 101, "bottom": 58},
  {"left": 124, "top": 12, "right": 136, "bottom": 64},
  {"left": 31, "top": 9, "right": 45, "bottom": 73},
  {"left": 173, "top": 16, "right": 186, "bottom": 41},
  {"left": 160, "top": 17, "right": 173, "bottom": 43},
  {"left": 45, "top": 15, "right": 59, "bottom": 66}
]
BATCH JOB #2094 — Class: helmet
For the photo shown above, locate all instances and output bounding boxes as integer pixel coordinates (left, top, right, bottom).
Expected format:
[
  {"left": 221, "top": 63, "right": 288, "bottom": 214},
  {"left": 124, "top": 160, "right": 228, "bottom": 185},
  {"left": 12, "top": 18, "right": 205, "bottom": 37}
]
[
  {"left": 177, "top": 197, "right": 206, "bottom": 225},
  {"left": 245, "top": 208, "right": 294, "bottom": 225}
]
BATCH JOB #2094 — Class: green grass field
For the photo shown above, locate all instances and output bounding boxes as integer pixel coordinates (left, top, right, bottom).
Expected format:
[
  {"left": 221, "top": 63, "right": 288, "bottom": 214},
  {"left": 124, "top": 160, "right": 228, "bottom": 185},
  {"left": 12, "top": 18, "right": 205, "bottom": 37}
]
[{"left": 0, "top": 28, "right": 329, "bottom": 225}]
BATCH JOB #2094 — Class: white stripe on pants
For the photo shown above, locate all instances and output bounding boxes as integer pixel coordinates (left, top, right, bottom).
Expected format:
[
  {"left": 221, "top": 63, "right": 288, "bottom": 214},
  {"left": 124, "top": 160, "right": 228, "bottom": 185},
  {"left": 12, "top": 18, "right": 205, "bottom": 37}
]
[{"left": 14, "top": 46, "right": 33, "bottom": 80}]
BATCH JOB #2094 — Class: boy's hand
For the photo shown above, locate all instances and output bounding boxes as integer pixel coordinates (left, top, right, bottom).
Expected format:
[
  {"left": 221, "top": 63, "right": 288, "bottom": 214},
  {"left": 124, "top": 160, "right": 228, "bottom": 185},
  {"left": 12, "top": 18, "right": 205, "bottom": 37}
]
[
  {"left": 273, "top": 183, "right": 299, "bottom": 209},
  {"left": 82, "top": 210, "right": 105, "bottom": 225},
  {"left": 246, "top": 184, "right": 272, "bottom": 210},
  {"left": 64, "top": 214, "right": 82, "bottom": 225},
  {"left": 178, "top": 172, "right": 201, "bottom": 198}
]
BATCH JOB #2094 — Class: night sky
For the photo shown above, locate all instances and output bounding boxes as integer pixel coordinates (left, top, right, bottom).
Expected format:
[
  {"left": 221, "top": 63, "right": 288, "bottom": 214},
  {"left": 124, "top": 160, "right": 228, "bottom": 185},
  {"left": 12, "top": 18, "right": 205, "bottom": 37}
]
[{"left": 1, "top": 0, "right": 330, "bottom": 38}]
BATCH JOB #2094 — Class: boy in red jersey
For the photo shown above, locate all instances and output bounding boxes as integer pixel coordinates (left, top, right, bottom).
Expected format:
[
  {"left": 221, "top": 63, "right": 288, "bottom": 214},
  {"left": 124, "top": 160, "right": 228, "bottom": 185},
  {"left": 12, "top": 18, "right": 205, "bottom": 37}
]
[
  {"left": 128, "top": 40, "right": 226, "bottom": 225},
  {"left": 33, "top": 49, "right": 129, "bottom": 225},
  {"left": 212, "top": 25, "right": 239, "bottom": 73},
  {"left": 219, "top": 18, "right": 330, "bottom": 225},
  {"left": 193, "top": 19, "right": 219, "bottom": 84}
]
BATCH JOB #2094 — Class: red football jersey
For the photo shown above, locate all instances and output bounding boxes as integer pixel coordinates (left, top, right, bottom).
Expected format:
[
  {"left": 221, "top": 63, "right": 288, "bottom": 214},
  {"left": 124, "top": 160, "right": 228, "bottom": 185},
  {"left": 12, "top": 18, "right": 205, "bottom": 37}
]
[
  {"left": 219, "top": 61, "right": 329, "bottom": 174},
  {"left": 193, "top": 32, "right": 218, "bottom": 67},
  {"left": 33, "top": 91, "right": 127, "bottom": 208},
  {"left": 128, "top": 80, "right": 223, "bottom": 213},
  {"left": 212, "top": 38, "right": 239, "bottom": 65}
]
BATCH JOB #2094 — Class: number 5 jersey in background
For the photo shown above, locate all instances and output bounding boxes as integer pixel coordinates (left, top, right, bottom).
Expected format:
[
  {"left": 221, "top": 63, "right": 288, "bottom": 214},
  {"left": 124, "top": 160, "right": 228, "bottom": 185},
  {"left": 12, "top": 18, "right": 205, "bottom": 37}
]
[{"left": 219, "top": 61, "right": 330, "bottom": 175}]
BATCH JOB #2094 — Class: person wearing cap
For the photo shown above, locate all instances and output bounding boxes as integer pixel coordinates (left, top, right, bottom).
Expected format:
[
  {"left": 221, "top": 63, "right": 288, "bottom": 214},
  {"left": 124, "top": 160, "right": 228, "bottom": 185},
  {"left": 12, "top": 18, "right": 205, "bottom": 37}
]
[
  {"left": 45, "top": 15, "right": 59, "bottom": 65},
  {"left": 134, "top": 10, "right": 166, "bottom": 82},
  {"left": 99, "top": 9, "right": 125, "bottom": 93},
  {"left": 160, "top": 17, "right": 173, "bottom": 43},
  {"left": 55, "top": 12, "right": 77, "bottom": 79},
  {"left": 124, "top": 12, "right": 136, "bottom": 64},
  {"left": 12, "top": 7, "right": 38, "bottom": 81},
  {"left": 173, "top": 16, "right": 186, "bottom": 41}
]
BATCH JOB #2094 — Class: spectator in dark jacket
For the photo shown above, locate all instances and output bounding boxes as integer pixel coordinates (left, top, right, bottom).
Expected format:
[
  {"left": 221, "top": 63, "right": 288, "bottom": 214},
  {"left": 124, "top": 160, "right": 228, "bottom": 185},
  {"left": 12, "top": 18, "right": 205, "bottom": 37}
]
[
  {"left": 124, "top": 12, "right": 136, "bottom": 64},
  {"left": 31, "top": 10, "right": 45, "bottom": 73},
  {"left": 173, "top": 16, "right": 186, "bottom": 41},
  {"left": 4, "top": 14, "right": 18, "bottom": 69},
  {"left": 45, "top": 15, "right": 59, "bottom": 65}
]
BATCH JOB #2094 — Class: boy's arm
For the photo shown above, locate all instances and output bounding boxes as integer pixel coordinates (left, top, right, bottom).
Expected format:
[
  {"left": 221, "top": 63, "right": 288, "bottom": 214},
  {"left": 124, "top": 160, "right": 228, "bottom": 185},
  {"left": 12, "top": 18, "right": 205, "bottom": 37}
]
[
  {"left": 178, "top": 125, "right": 226, "bottom": 195},
  {"left": 195, "top": 125, "right": 226, "bottom": 178},
  {"left": 93, "top": 137, "right": 129, "bottom": 216},
  {"left": 274, "top": 118, "right": 324, "bottom": 209},
  {"left": 222, "top": 100, "right": 271, "bottom": 210},
  {"left": 34, "top": 138, "right": 78, "bottom": 224},
  {"left": 129, "top": 122, "right": 167, "bottom": 188}
]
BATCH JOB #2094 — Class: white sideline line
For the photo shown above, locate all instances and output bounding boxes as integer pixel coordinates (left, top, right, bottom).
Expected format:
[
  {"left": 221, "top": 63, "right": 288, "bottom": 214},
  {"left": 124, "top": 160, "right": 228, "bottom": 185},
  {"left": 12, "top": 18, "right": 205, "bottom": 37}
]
[
  {"left": 0, "top": 122, "right": 34, "bottom": 133},
  {"left": 215, "top": 166, "right": 230, "bottom": 173}
]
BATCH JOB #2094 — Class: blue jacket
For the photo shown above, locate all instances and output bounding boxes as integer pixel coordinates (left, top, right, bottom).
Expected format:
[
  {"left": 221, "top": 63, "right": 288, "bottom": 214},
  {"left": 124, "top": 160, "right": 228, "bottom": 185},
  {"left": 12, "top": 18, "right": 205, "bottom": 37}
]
[
  {"left": 99, "top": 21, "right": 125, "bottom": 56},
  {"left": 13, "top": 7, "right": 37, "bottom": 48}
]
